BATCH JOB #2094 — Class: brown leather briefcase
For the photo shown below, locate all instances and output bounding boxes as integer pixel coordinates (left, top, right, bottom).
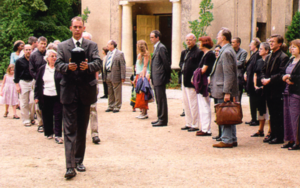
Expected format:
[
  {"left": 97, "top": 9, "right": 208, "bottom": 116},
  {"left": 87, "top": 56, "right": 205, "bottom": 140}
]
[{"left": 214, "top": 101, "right": 243, "bottom": 125}]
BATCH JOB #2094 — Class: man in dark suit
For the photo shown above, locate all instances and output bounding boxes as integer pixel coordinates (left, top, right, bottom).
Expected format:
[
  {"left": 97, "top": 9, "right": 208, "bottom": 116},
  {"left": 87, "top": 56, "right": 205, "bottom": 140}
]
[
  {"left": 102, "top": 40, "right": 126, "bottom": 113},
  {"left": 55, "top": 16, "right": 102, "bottom": 179},
  {"left": 150, "top": 30, "right": 171, "bottom": 127},
  {"left": 261, "top": 34, "right": 289, "bottom": 144},
  {"left": 232, "top": 37, "right": 247, "bottom": 103}
]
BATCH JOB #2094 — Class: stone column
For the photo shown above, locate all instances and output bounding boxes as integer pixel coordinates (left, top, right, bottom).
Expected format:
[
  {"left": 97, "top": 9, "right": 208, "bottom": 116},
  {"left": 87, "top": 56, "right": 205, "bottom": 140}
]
[
  {"left": 170, "top": 0, "right": 181, "bottom": 69},
  {"left": 120, "top": 1, "right": 134, "bottom": 67}
]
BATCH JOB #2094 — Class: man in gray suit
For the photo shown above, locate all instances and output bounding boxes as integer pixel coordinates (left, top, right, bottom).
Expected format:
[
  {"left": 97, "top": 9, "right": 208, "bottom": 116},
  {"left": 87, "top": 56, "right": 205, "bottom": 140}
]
[
  {"left": 55, "top": 16, "right": 102, "bottom": 179},
  {"left": 103, "top": 40, "right": 126, "bottom": 113},
  {"left": 210, "top": 27, "right": 239, "bottom": 148},
  {"left": 232, "top": 37, "right": 247, "bottom": 102},
  {"left": 150, "top": 30, "right": 171, "bottom": 127}
]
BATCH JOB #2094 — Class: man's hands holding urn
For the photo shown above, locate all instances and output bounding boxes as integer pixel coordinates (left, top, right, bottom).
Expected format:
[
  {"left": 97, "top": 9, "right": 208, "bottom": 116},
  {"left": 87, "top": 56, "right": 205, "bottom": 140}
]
[{"left": 68, "top": 58, "right": 89, "bottom": 71}]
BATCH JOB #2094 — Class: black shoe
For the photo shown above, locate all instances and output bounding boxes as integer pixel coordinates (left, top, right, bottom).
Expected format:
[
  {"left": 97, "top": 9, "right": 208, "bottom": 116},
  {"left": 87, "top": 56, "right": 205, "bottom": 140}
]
[
  {"left": 288, "top": 144, "right": 300, "bottom": 150},
  {"left": 76, "top": 163, "right": 86, "bottom": 172},
  {"left": 188, "top": 127, "right": 199, "bottom": 132},
  {"left": 65, "top": 168, "right": 76, "bottom": 179},
  {"left": 151, "top": 120, "right": 159, "bottom": 125},
  {"left": 269, "top": 138, "right": 284, "bottom": 144},
  {"left": 263, "top": 135, "right": 272, "bottom": 143},
  {"left": 251, "top": 131, "right": 264, "bottom": 137},
  {"left": 216, "top": 137, "right": 222, "bottom": 141},
  {"left": 113, "top": 109, "right": 119, "bottom": 113},
  {"left": 152, "top": 122, "right": 167, "bottom": 127},
  {"left": 180, "top": 111, "right": 185, "bottom": 117},
  {"left": 92, "top": 136, "right": 101, "bottom": 144},
  {"left": 249, "top": 121, "right": 259, "bottom": 126},
  {"left": 212, "top": 136, "right": 220, "bottom": 139},
  {"left": 281, "top": 142, "right": 294, "bottom": 148},
  {"left": 100, "top": 95, "right": 108, "bottom": 99},
  {"left": 245, "top": 121, "right": 252, "bottom": 124},
  {"left": 105, "top": 109, "right": 113, "bottom": 112},
  {"left": 181, "top": 126, "right": 190, "bottom": 130}
]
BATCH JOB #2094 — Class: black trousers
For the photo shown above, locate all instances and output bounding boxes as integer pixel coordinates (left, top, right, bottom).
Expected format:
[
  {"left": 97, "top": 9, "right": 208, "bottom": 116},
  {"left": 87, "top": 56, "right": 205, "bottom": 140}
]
[
  {"left": 249, "top": 93, "right": 259, "bottom": 122},
  {"left": 63, "top": 91, "right": 91, "bottom": 168},
  {"left": 154, "top": 85, "right": 168, "bottom": 124},
  {"left": 42, "top": 95, "right": 63, "bottom": 137},
  {"left": 267, "top": 97, "right": 284, "bottom": 141},
  {"left": 103, "top": 81, "right": 108, "bottom": 96},
  {"left": 238, "top": 84, "right": 243, "bottom": 103}
]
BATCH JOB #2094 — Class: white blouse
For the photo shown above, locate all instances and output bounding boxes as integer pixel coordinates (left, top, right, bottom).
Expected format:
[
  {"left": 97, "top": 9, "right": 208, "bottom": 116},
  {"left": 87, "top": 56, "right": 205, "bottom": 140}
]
[{"left": 43, "top": 64, "right": 57, "bottom": 96}]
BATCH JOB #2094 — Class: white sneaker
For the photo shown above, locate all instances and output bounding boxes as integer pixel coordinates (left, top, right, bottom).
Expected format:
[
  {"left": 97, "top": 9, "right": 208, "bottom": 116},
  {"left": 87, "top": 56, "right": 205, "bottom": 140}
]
[
  {"left": 136, "top": 114, "right": 142, "bottom": 118},
  {"left": 138, "top": 114, "right": 148, "bottom": 119}
]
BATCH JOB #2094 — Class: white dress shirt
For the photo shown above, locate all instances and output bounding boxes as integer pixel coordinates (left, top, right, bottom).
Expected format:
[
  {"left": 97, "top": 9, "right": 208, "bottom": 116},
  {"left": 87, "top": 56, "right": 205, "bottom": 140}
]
[
  {"left": 154, "top": 41, "right": 160, "bottom": 53},
  {"left": 72, "top": 37, "right": 83, "bottom": 47},
  {"left": 43, "top": 64, "right": 57, "bottom": 96}
]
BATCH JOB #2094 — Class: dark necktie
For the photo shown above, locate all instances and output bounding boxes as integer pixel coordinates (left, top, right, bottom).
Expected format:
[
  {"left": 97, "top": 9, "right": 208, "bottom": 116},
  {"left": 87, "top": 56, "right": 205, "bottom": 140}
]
[{"left": 76, "top": 41, "right": 80, "bottom": 47}]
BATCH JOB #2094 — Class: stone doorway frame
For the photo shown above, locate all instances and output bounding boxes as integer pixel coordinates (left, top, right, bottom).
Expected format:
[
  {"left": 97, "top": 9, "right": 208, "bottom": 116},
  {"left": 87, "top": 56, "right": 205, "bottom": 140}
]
[{"left": 119, "top": 0, "right": 181, "bottom": 69}]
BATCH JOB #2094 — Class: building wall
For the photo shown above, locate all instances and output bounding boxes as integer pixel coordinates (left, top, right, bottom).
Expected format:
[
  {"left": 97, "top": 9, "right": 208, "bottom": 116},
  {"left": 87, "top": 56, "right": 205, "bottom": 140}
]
[
  {"left": 187, "top": 0, "right": 252, "bottom": 52},
  {"left": 82, "top": 0, "right": 299, "bottom": 59},
  {"left": 81, "top": 0, "right": 111, "bottom": 59}
]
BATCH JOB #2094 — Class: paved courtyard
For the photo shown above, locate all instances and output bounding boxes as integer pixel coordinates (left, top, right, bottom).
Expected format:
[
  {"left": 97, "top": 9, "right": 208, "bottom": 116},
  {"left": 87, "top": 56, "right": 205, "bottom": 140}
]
[{"left": 0, "top": 84, "right": 299, "bottom": 187}]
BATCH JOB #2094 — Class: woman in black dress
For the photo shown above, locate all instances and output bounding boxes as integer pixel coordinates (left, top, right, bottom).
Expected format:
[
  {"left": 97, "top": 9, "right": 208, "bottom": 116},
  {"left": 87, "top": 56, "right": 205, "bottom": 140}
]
[{"left": 251, "top": 42, "right": 271, "bottom": 138}]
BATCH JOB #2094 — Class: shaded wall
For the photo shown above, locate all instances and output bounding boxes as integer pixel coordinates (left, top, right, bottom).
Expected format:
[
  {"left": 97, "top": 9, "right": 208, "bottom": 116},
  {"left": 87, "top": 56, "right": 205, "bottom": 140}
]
[{"left": 81, "top": 0, "right": 111, "bottom": 59}]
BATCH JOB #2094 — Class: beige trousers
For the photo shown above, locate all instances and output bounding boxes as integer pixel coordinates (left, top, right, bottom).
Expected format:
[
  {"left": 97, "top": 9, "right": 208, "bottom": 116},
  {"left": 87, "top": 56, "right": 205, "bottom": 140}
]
[
  {"left": 106, "top": 73, "right": 122, "bottom": 110},
  {"left": 182, "top": 84, "right": 199, "bottom": 128},
  {"left": 19, "top": 80, "right": 34, "bottom": 124},
  {"left": 33, "top": 79, "right": 43, "bottom": 126},
  {"left": 31, "top": 80, "right": 43, "bottom": 126},
  {"left": 89, "top": 102, "right": 99, "bottom": 137}
]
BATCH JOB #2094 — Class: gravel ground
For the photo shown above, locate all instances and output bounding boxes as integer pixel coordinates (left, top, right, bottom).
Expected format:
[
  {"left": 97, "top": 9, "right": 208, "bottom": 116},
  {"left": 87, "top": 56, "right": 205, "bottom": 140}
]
[{"left": 0, "top": 84, "right": 299, "bottom": 188}]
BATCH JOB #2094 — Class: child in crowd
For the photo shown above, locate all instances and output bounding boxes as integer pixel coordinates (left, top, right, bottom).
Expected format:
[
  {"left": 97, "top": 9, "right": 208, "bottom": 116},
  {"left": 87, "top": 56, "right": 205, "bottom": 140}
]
[
  {"left": 130, "top": 66, "right": 136, "bottom": 112},
  {"left": 0, "top": 64, "right": 19, "bottom": 119}
]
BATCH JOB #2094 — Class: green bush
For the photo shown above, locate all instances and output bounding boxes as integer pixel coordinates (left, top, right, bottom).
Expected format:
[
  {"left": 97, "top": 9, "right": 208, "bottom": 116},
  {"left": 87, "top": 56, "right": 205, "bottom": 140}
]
[
  {"left": 285, "top": 11, "right": 300, "bottom": 43},
  {"left": 166, "top": 69, "right": 180, "bottom": 89},
  {"left": 0, "top": 0, "right": 81, "bottom": 78}
]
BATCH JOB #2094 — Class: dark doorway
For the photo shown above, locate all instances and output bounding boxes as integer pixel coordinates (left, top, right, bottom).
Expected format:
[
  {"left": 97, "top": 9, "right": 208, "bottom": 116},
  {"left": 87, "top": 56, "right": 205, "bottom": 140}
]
[
  {"left": 257, "top": 22, "right": 267, "bottom": 42},
  {"left": 158, "top": 15, "right": 172, "bottom": 61}
]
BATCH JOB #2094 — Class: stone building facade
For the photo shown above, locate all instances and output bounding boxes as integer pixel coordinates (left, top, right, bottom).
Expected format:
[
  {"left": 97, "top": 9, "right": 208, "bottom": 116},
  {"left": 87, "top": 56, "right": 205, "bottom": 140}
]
[{"left": 81, "top": 0, "right": 300, "bottom": 69}]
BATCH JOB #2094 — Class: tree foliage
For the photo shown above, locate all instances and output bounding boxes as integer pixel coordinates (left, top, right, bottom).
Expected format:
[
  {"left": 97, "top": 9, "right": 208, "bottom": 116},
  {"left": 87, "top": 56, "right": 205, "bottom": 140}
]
[
  {"left": 285, "top": 11, "right": 300, "bottom": 43},
  {"left": 188, "top": 0, "right": 214, "bottom": 39},
  {"left": 0, "top": 0, "right": 82, "bottom": 78}
]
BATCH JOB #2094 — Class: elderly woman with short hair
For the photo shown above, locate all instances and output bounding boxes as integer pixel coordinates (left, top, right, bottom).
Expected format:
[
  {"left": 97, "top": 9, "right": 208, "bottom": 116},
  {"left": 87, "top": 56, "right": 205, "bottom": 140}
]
[
  {"left": 34, "top": 49, "right": 63, "bottom": 144},
  {"left": 251, "top": 42, "right": 271, "bottom": 138}
]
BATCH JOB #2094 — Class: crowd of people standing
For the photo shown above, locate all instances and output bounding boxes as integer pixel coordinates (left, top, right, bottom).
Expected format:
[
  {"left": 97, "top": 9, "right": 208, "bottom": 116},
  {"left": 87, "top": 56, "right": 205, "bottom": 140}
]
[
  {"left": 1, "top": 16, "right": 300, "bottom": 179},
  {"left": 177, "top": 28, "right": 300, "bottom": 150}
]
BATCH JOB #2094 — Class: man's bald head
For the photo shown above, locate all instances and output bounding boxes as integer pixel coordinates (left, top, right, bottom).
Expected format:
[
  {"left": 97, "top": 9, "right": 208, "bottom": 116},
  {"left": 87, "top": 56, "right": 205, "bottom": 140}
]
[
  {"left": 186, "top": 33, "right": 196, "bottom": 40},
  {"left": 24, "top": 44, "right": 32, "bottom": 59},
  {"left": 186, "top": 33, "right": 196, "bottom": 49}
]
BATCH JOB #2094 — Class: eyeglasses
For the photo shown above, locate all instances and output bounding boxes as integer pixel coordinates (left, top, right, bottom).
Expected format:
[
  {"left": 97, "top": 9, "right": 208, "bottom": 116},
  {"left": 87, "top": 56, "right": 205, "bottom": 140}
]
[
  {"left": 73, "top": 26, "right": 83, "bottom": 29},
  {"left": 49, "top": 55, "right": 57, "bottom": 58}
]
